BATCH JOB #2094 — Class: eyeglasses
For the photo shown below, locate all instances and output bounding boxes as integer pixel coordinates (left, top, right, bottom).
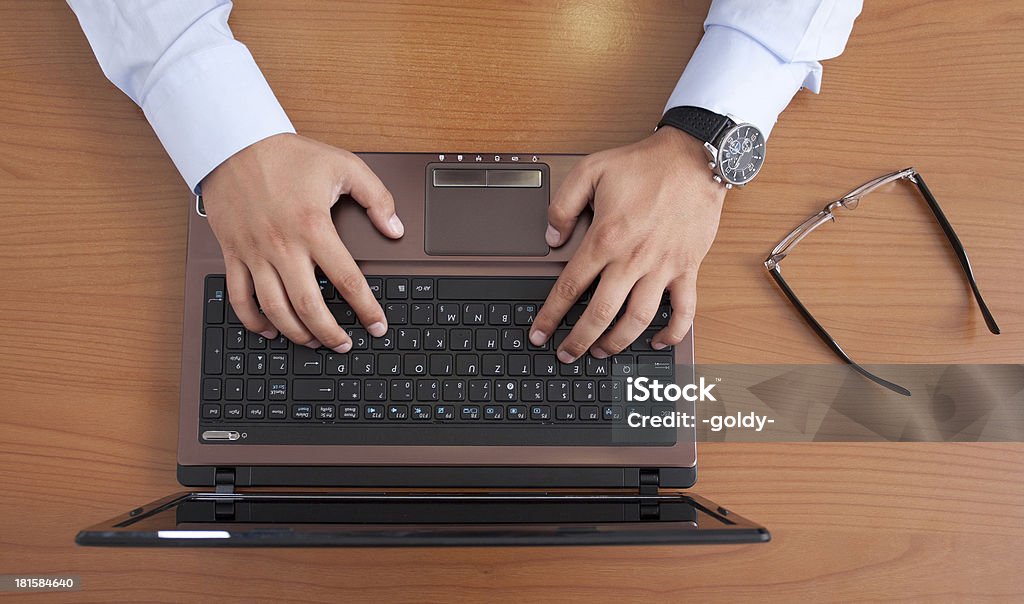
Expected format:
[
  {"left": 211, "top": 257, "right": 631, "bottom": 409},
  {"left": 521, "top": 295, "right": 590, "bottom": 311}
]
[{"left": 764, "top": 167, "right": 1000, "bottom": 396}]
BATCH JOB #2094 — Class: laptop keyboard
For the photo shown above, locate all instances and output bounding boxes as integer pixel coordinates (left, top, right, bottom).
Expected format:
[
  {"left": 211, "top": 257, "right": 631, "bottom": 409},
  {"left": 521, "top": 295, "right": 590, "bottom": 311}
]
[{"left": 199, "top": 275, "right": 677, "bottom": 446}]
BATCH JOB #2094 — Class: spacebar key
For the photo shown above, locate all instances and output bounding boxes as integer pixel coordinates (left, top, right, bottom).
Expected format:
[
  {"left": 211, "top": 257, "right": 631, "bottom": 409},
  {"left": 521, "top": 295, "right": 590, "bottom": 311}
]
[
  {"left": 438, "top": 278, "right": 555, "bottom": 300},
  {"left": 293, "top": 379, "right": 336, "bottom": 400}
]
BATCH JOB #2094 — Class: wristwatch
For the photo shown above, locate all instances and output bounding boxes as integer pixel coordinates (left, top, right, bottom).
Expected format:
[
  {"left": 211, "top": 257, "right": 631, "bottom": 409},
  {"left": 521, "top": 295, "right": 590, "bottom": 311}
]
[{"left": 657, "top": 106, "right": 766, "bottom": 189}]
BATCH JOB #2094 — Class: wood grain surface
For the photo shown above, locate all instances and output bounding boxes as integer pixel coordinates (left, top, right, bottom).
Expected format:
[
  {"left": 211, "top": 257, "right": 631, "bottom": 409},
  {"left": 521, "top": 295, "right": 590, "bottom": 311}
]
[{"left": 1, "top": 1, "right": 1022, "bottom": 601}]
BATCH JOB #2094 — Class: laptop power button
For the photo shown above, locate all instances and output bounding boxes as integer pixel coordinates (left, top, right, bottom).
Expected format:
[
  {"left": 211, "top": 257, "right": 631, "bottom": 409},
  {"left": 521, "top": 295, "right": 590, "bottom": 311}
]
[{"left": 202, "top": 430, "right": 240, "bottom": 441}]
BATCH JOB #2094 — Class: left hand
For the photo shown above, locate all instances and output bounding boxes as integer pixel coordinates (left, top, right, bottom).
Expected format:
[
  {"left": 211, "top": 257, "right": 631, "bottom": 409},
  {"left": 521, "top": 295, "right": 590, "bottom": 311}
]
[{"left": 529, "top": 126, "right": 727, "bottom": 362}]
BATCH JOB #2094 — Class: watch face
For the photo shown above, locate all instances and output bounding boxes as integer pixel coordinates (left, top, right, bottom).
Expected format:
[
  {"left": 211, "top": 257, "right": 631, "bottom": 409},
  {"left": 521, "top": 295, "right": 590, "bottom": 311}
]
[{"left": 718, "top": 124, "right": 765, "bottom": 185}]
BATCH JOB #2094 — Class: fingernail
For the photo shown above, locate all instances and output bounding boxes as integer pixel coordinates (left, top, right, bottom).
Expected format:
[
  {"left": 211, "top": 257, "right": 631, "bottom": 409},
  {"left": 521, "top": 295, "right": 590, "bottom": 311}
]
[
  {"left": 529, "top": 330, "right": 548, "bottom": 346},
  {"left": 306, "top": 339, "right": 321, "bottom": 350},
  {"left": 591, "top": 347, "right": 608, "bottom": 359},
  {"left": 332, "top": 341, "right": 352, "bottom": 353},
  {"left": 557, "top": 349, "right": 576, "bottom": 364},
  {"left": 652, "top": 342, "right": 667, "bottom": 351},
  {"left": 367, "top": 322, "right": 387, "bottom": 337},
  {"left": 389, "top": 214, "right": 405, "bottom": 237},
  {"left": 260, "top": 329, "right": 278, "bottom": 339},
  {"left": 545, "top": 224, "right": 561, "bottom": 247}
]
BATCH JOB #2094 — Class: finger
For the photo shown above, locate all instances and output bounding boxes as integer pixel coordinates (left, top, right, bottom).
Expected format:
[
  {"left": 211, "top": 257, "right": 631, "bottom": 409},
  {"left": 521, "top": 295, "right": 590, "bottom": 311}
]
[
  {"left": 225, "top": 258, "right": 278, "bottom": 339},
  {"left": 530, "top": 242, "right": 605, "bottom": 347},
  {"left": 591, "top": 275, "right": 666, "bottom": 358},
  {"left": 312, "top": 233, "right": 387, "bottom": 338},
  {"left": 276, "top": 257, "right": 355, "bottom": 353},
  {"left": 653, "top": 273, "right": 697, "bottom": 349},
  {"left": 250, "top": 264, "right": 318, "bottom": 348},
  {"left": 556, "top": 268, "right": 636, "bottom": 363},
  {"left": 546, "top": 157, "right": 598, "bottom": 247},
  {"left": 339, "top": 152, "right": 404, "bottom": 239}
]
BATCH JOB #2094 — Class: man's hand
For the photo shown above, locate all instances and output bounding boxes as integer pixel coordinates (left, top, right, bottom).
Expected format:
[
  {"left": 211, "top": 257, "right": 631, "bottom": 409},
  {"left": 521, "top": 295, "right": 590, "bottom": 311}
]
[
  {"left": 530, "top": 127, "right": 726, "bottom": 362},
  {"left": 201, "top": 133, "right": 404, "bottom": 353}
]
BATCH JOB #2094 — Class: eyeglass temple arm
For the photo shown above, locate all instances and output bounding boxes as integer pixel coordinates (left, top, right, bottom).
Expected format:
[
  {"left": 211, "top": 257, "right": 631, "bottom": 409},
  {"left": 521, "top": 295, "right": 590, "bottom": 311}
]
[
  {"left": 768, "top": 266, "right": 912, "bottom": 397},
  {"left": 911, "top": 173, "right": 1001, "bottom": 335}
]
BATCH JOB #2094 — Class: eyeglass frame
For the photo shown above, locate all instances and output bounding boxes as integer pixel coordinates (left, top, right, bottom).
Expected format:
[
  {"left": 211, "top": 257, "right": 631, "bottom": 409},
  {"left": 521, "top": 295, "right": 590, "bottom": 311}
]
[{"left": 764, "top": 167, "right": 1000, "bottom": 396}]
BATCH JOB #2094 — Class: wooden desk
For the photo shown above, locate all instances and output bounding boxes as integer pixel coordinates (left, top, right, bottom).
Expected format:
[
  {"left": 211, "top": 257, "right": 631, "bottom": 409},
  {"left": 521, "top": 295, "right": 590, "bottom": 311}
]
[{"left": 1, "top": 1, "right": 1022, "bottom": 601}]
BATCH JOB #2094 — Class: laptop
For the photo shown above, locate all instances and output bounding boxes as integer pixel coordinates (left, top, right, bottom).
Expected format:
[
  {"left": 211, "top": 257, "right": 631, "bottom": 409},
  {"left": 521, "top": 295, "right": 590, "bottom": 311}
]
[{"left": 77, "top": 152, "right": 769, "bottom": 546}]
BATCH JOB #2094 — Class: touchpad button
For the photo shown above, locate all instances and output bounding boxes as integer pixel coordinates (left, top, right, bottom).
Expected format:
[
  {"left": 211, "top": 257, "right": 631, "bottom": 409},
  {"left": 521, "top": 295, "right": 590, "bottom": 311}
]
[{"left": 425, "top": 164, "right": 550, "bottom": 256}]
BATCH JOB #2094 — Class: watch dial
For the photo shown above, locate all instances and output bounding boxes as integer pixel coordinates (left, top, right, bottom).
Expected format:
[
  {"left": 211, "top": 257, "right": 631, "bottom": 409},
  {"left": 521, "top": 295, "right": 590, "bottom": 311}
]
[{"left": 719, "top": 125, "right": 765, "bottom": 184}]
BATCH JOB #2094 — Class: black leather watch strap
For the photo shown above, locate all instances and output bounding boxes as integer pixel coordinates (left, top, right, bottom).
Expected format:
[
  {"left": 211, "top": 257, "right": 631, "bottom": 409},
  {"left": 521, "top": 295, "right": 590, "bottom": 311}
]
[{"left": 658, "top": 106, "right": 734, "bottom": 144}]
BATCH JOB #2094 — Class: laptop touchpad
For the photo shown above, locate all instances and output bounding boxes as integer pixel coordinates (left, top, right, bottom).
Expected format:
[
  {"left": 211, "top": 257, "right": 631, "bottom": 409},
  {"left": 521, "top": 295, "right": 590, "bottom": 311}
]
[{"left": 425, "top": 164, "right": 550, "bottom": 256}]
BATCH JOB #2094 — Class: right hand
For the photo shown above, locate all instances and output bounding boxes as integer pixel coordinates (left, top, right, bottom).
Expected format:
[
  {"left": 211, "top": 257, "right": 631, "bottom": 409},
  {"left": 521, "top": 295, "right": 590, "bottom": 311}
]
[{"left": 201, "top": 133, "right": 404, "bottom": 353}]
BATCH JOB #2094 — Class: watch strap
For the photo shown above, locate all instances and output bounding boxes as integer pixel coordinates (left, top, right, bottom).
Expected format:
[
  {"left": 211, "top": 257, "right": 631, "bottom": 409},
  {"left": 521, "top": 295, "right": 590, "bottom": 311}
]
[{"left": 658, "top": 106, "right": 734, "bottom": 145}]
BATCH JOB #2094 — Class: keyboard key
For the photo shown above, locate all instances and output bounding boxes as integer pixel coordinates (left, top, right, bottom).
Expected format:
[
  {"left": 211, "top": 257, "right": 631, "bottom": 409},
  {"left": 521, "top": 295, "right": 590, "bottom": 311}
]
[
  {"left": 204, "top": 327, "right": 224, "bottom": 374},
  {"left": 224, "top": 404, "right": 243, "bottom": 419},
  {"left": 514, "top": 303, "right": 537, "bottom": 326},
  {"left": 449, "top": 329, "right": 473, "bottom": 351},
  {"left": 365, "top": 379, "right": 387, "bottom": 401},
  {"left": 202, "top": 378, "right": 222, "bottom": 401},
  {"left": 483, "top": 405, "right": 504, "bottom": 420},
  {"left": 410, "top": 304, "right": 433, "bottom": 325},
  {"left": 603, "top": 405, "right": 624, "bottom": 421},
  {"left": 442, "top": 379, "right": 465, "bottom": 401},
  {"left": 294, "top": 378, "right": 335, "bottom": 401},
  {"left": 530, "top": 405, "right": 551, "bottom": 420},
  {"left": 247, "top": 353, "right": 267, "bottom": 375},
  {"left": 292, "top": 404, "right": 313, "bottom": 420},
  {"left": 423, "top": 328, "right": 446, "bottom": 350},
  {"left": 437, "top": 278, "right": 554, "bottom": 301},
  {"left": 337, "top": 379, "right": 361, "bottom": 401},
  {"left": 247, "top": 331, "right": 267, "bottom": 350},
  {"left": 520, "top": 380, "right": 544, "bottom": 402},
  {"left": 468, "top": 379, "right": 491, "bottom": 402},
  {"left": 226, "top": 327, "right": 245, "bottom": 349},
  {"left": 534, "top": 355, "right": 557, "bottom": 376},
  {"left": 599, "top": 380, "right": 622, "bottom": 402},
  {"left": 404, "top": 354, "right": 427, "bottom": 375},
  {"left": 411, "top": 405, "right": 432, "bottom": 420},
  {"left": 246, "top": 404, "right": 266, "bottom": 419},
  {"left": 339, "top": 405, "right": 360, "bottom": 420},
  {"left": 385, "top": 303, "right": 408, "bottom": 325},
  {"left": 435, "top": 405, "right": 456, "bottom": 420},
  {"left": 482, "top": 354, "right": 504, "bottom": 376},
  {"left": 328, "top": 303, "right": 356, "bottom": 325},
  {"left": 631, "top": 331, "right": 657, "bottom": 351},
  {"left": 573, "top": 380, "right": 596, "bottom": 402},
  {"left": 391, "top": 379, "right": 413, "bottom": 401},
  {"left": 495, "top": 380, "right": 517, "bottom": 401},
  {"left": 460, "top": 405, "right": 481, "bottom": 420},
  {"left": 411, "top": 278, "right": 434, "bottom": 299},
  {"left": 316, "top": 404, "right": 336, "bottom": 420},
  {"left": 351, "top": 353, "right": 374, "bottom": 375},
  {"left": 268, "top": 404, "right": 287, "bottom": 419},
  {"left": 437, "top": 303, "right": 461, "bottom": 325},
  {"left": 324, "top": 353, "right": 348, "bottom": 375},
  {"left": 366, "top": 277, "right": 383, "bottom": 299},
  {"left": 507, "top": 405, "right": 527, "bottom": 420},
  {"left": 475, "top": 329, "right": 498, "bottom": 350},
  {"left": 388, "top": 404, "right": 409, "bottom": 420},
  {"left": 386, "top": 278, "right": 408, "bottom": 299},
  {"left": 508, "top": 354, "right": 530, "bottom": 376},
  {"left": 372, "top": 329, "right": 396, "bottom": 350},
  {"left": 579, "top": 405, "right": 600, "bottom": 421},
  {"left": 488, "top": 304, "right": 511, "bottom": 325},
  {"left": 556, "top": 405, "right": 577, "bottom": 421},
  {"left": 225, "top": 353, "right": 244, "bottom": 374},
  {"left": 565, "top": 305, "right": 585, "bottom": 326},
  {"left": 226, "top": 303, "right": 240, "bottom": 325},
  {"left": 546, "top": 380, "right": 570, "bottom": 402},
  {"left": 429, "top": 354, "right": 453, "bottom": 376},
  {"left": 246, "top": 378, "right": 266, "bottom": 401},
  {"left": 586, "top": 356, "right": 609, "bottom": 377},
  {"left": 463, "top": 303, "right": 486, "bottom": 325},
  {"left": 204, "top": 276, "right": 226, "bottom": 324},
  {"left": 377, "top": 353, "right": 401, "bottom": 375},
  {"left": 559, "top": 358, "right": 583, "bottom": 377},
  {"left": 269, "top": 353, "right": 289, "bottom": 375},
  {"left": 317, "top": 274, "right": 335, "bottom": 299},
  {"left": 224, "top": 378, "right": 243, "bottom": 401},
  {"left": 456, "top": 354, "right": 480, "bottom": 376},
  {"left": 398, "top": 328, "right": 421, "bottom": 350},
  {"left": 611, "top": 355, "right": 634, "bottom": 377},
  {"left": 501, "top": 329, "right": 525, "bottom": 350},
  {"left": 346, "top": 328, "right": 369, "bottom": 350},
  {"left": 293, "top": 348, "right": 322, "bottom": 375},
  {"left": 202, "top": 403, "right": 221, "bottom": 419},
  {"left": 638, "top": 355, "right": 673, "bottom": 377},
  {"left": 652, "top": 304, "right": 671, "bottom": 327},
  {"left": 417, "top": 379, "right": 439, "bottom": 401},
  {"left": 269, "top": 334, "right": 289, "bottom": 350},
  {"left": 269, "top": 379, "right": 288, "bottom": 401}
]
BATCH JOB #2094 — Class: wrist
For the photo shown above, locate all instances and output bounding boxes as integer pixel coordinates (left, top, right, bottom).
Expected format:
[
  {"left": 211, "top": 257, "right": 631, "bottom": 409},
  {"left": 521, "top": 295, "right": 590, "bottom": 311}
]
[{"left": 650, "top": 127, "right": 728, "bottom": 203}]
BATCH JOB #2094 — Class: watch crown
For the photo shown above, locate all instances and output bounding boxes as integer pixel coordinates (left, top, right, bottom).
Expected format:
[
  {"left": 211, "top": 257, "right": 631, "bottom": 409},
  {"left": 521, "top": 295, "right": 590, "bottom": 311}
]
[
  {"left": 725, "top": 183, "right": 733, "bottom": 190},
  {"left": 712, "top": 175, "right": 723, "bottom": 184},
  {"left": 708, "top": 162, "right": 716, "bottom": 169}
]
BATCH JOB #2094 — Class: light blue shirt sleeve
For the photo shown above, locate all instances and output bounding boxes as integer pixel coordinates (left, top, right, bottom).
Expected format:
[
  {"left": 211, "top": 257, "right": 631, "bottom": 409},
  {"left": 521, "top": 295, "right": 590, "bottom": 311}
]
[
  {"left": 67, "top": 0, "right": 295, "bottom": 192},
  {"left": 665, "top": 0, "right": 863, "bottom": 137}
]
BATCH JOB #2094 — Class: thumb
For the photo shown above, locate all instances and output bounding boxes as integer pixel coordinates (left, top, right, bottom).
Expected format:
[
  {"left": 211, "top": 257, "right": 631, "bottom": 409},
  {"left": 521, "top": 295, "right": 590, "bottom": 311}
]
[
  {"left": 546, "top": 159, "right": 597, "bottom": 247},
  {"left": 340, "top": 153, "right": 404, "bottom": 239}
]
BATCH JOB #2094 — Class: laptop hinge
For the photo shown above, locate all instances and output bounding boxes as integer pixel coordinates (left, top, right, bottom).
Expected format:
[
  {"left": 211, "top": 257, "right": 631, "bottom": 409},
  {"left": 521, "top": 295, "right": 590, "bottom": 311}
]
[
  {"left": 638, "top": 468, "right": 660, "bottom": 496},
  {"left": 214, "top": 467, "right": 236, "bottom": 494}
]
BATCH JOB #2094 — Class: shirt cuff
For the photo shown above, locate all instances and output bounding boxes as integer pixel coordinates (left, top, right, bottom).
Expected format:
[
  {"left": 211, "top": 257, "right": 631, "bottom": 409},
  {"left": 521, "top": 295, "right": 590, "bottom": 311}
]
[
  {"left": 141, "top": 42, "right": 295, "bottom": 193},
  {"left": 663, "top": 25, "right": 823, "bottom": 138}
]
